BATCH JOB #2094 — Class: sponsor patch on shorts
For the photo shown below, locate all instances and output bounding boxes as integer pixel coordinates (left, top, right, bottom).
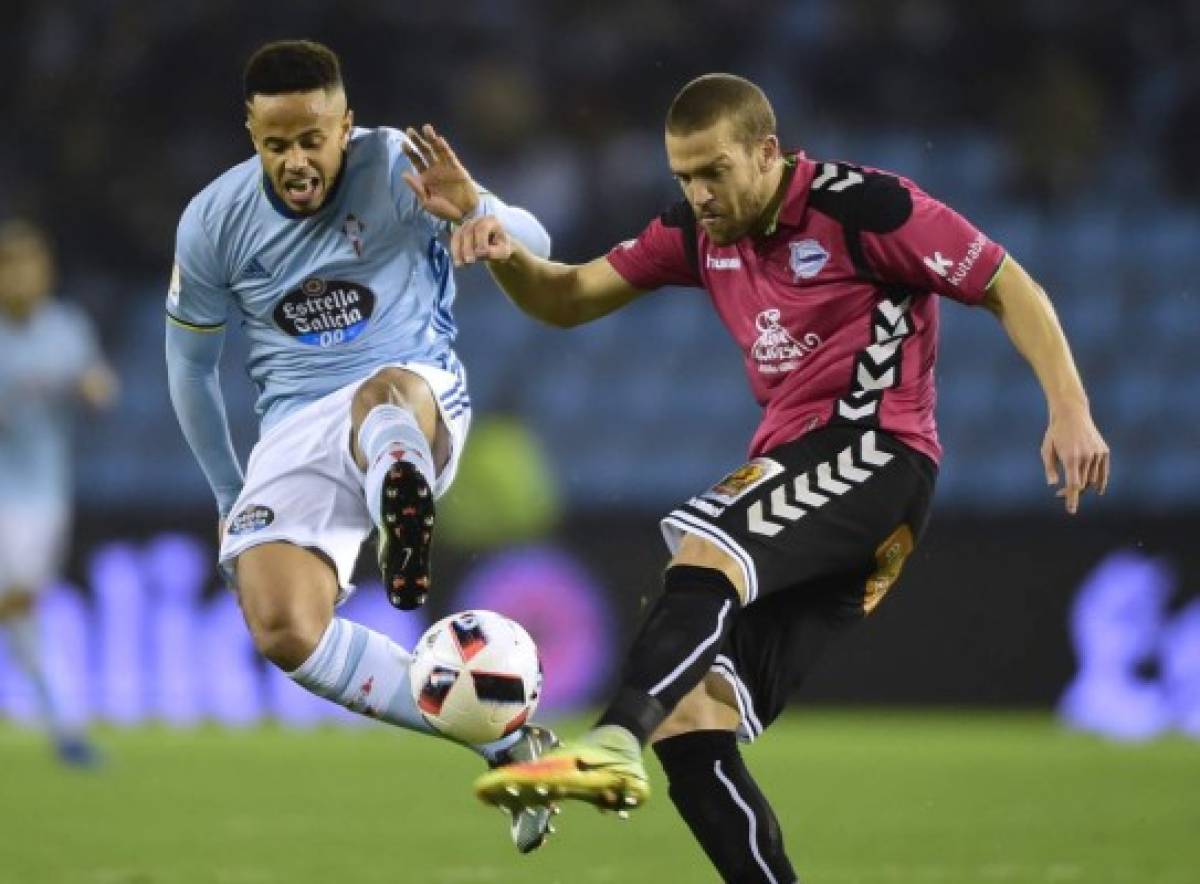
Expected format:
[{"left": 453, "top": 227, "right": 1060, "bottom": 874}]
[
  {"left": 702, "top": 458, "right": 783, "bottom": 506},
  {"left": 228, "top": 505, "right": 275, "bottom": 536}
]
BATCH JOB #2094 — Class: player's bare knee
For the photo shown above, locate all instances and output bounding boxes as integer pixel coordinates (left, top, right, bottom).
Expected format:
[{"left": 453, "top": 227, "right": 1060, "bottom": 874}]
[
  {"left": 670, "top": 534, "right": 749, "bottom": 605},
  {"left": 651, "top": 677, "right": 740, "bottom": 744},
  {"left": 351, "top": 368, "right": 428, "bottom": 419},
  {"left": 240, "top": 589, "right": 329, "bottom": 671},
  {"left": 235, "top": 546, "right": 336, "bottom": 671}
]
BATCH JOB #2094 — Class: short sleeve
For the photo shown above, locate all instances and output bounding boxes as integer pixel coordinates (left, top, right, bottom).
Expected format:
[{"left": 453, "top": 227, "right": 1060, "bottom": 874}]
[
  {"left": 860, "top": 181, "right": 1006, "bottom": 305},
  {"left": 168, "top": 198, "right": 232, "bottom": 328},
  {"left": 606, "top": 201, "right": 703, "bottom": 291}
]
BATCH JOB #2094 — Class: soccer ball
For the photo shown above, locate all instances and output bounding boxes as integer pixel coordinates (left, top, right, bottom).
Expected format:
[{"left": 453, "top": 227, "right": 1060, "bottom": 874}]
[{"left": 409, "top": 610, "right": 543, "bottom": 744}]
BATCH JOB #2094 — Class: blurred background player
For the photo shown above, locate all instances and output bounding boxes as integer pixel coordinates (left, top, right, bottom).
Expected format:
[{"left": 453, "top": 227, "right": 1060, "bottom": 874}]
[
  {"left": 164, "top": 39, "right": 558, "bottom": 852},
  {"left": 0, "top": 219, "right": 117, "bottom": 766},
  {"left": 469, "top": 74, "right": 1110, "bottom": 882}
]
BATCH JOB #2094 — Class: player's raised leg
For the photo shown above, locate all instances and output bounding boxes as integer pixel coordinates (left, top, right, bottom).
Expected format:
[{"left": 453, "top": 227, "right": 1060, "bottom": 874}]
[
  {"left": 350, "top": 367, "right": 446, "bottom": 611},
  {"left": 477, "top": 532, "right": 745, "bottom": 811},
  {"left": 236, "top": 541, "right": 435, "bottom": 728}
]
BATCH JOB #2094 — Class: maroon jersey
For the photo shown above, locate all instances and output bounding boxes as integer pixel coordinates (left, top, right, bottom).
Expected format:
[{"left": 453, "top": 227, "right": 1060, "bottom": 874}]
[{"left": 606, "top": 154, "right": 1006, "bottom": 464}]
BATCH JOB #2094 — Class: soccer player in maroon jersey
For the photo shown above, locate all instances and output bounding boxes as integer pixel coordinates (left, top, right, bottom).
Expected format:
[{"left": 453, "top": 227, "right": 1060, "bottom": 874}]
[{"left": 471, "top": 74, "right": 1110, "bottom": 881}]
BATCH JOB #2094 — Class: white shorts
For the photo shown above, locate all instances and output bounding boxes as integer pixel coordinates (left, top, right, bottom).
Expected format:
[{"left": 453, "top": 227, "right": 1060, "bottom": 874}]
[
  {"left": 0, "top": 502, "right": 70, "bottom": 594},
  {"left": 219, "top": 361, "right": 471, "bottom": 596}
]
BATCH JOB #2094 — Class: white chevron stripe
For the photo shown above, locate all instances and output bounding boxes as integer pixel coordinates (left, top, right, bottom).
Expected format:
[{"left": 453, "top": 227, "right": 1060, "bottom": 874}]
[
  {"left": 877, "top": 298, "right": 910, "bottom": 327},
  {"left": 856, "top": 362, "right": 895, "bottom": 391},
  {"left": 816, "top": 462, "right": 850, "bottom": 495},
  {"left": 828, "top": 170, "right": 863, "bottom": 192},
  {"left": 837, "top": 447, "right": 871, "bottom": 482},
  {"left": 837, "top": 399, "right": 877, "bottom": 420},
  {"left": 746, "top": 501, "right": 784, "bottom": 537},
  {"left": 811, "top": 162, "right": 838, "bottom": 189},
  {"left": 770, "top": 484, "right": 805, "bottom": 521},
  {"left": 866, "top": 340, "right": 902, "bottom": 364},
  {"left": 874, "top": 316, "right": 909, "bottom": 340},
  {"left": 860, "top": 431, "right": 894, "bottom": 466},
  {"left": 793, "top": 473, "right": 829, "bottom": 508}
]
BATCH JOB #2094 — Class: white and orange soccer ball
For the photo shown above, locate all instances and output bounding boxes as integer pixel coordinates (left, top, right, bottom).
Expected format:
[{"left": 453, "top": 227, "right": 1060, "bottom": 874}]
[{"left": 409, "top": 610, "right": 543, "bottom": 744}]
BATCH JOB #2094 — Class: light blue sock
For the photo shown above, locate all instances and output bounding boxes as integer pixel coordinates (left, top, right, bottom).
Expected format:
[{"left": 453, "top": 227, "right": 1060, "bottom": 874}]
[
  {"left": 288, "top": 618, "right": 434, "bottom": 734},
  {"left": 357, "top": 404, "right": 436, "bottom": 525}
]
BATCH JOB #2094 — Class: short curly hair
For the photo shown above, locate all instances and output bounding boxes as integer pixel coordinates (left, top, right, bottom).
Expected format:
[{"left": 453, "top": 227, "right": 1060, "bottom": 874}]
[{"left": 243, "top": 39, "right": 343, "bottom": 102}]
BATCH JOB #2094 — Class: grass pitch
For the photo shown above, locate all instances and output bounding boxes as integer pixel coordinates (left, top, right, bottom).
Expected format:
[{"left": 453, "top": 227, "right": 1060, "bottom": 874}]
[{"left": 1, "top": 711, "right": 1196, "bottom": 883}]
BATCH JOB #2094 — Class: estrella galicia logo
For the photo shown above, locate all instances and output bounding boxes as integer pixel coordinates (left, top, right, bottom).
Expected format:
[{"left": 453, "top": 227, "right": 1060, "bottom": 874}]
[
  {"left": 228, "top": 504, "right": 275, "bottom": 536},
  {"left": 273, "top": 278, "right": 376, "bottom": 347},
  {"left": 788, "top": 239, "right": 830, "bottom": 281}
]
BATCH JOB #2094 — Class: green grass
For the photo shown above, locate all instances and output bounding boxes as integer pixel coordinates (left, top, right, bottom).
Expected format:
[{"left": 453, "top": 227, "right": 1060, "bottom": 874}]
[{"left": 2, "top": 711, "right": 1197, "bottom": 883}]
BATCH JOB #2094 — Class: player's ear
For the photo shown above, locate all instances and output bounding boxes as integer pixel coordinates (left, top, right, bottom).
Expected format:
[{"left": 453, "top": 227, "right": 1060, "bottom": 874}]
[
  {"left": 759, "top": 135, "right": 780, "bottom": 173},
  {"left": 341, "top": 108, "right": 354, "bottom": 147}
]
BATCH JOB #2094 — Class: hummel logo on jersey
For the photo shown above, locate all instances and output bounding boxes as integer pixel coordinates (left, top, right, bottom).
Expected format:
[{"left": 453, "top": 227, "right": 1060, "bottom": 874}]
[
  {"left": 238, "top": 256, "right": 271, "bottom": 281},
  {"left": 706, "top": 254, "right": 742, "bottom": 270},
  {"left": 924, "top": 252, "right": 953, "bottom": 277}
]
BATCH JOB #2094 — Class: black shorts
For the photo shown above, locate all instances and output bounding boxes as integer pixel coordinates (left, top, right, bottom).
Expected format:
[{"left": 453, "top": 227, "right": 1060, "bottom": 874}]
[{"left": 660, "top": 427, "right": 936, "bottom": 740}]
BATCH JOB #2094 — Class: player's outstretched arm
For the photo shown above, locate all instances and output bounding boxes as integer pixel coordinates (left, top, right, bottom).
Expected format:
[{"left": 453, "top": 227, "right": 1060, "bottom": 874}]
[
  {"left": 165, "top": 320, "right": 245, "bottom": 517},
  {"left": 452, "top": 216, "right": 644, "bottom": 328},
  {"left": 401, "top": 124, "right": 550, "bottom": 258},
  {"left": 982, "top": 256, "right": 1110, "bottom": 514}
]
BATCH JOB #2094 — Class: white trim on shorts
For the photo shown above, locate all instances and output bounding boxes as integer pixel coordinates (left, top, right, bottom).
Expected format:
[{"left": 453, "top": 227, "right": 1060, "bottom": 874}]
[
  {"left": 711, "top": 653, "right": 764, "bottom": 743},
  {"left": 661, "top": 510, "right": 760, "bottom": 604}
]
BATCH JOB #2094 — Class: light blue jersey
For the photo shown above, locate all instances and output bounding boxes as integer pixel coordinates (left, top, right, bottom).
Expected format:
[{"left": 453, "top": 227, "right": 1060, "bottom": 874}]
[
  {"left": 0, "top": 301, "right": 99, "bottom": 503},
  {"left": 169, "top": 126, "right": 469, "bottom": 429}
]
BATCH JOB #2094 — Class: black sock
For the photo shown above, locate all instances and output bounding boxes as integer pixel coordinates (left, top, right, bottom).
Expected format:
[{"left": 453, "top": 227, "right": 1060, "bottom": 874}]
[
  {"left": 597, "top": 565, "right": 740, "bottom": 743},
  {"left": 654, "top": 730, "right": 798, "bottom": 884}
]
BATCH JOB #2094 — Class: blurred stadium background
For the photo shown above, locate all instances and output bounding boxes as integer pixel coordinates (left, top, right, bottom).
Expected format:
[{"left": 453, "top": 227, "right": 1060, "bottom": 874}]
[{"left": 1, "top": 1, "right": 1197, "bottom": 882}]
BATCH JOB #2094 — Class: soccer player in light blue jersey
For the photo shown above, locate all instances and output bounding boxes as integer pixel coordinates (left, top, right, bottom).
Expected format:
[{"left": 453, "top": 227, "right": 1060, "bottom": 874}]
[
  {"left": 0, "top": 220, "right": 117, "bottom": 766},
  {"left": 165, "top": 40, "right": 557, "bottom": 852}
]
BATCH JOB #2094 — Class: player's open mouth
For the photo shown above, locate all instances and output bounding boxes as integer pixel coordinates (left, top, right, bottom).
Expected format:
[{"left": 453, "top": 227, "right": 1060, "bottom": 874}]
[{"left": 282, "top": 176, "right": 322, "bottom": 208}]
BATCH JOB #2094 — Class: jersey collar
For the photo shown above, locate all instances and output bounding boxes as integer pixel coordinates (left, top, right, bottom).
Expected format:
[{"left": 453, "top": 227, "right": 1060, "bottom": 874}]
[{"left": 761, "top": 151, "right": 814, "bottom": 236}]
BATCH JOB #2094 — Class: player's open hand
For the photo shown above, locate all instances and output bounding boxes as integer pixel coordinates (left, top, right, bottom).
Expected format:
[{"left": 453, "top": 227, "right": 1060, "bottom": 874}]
[
  {"left": 1041, "top": 405, "right": 1110, "bottom": 514},
  {"left": 450, "top": 216, "right": 514, "bottom": 267},
  {"left": 401, "top": 124, "right": 479, "bottom": 223}
]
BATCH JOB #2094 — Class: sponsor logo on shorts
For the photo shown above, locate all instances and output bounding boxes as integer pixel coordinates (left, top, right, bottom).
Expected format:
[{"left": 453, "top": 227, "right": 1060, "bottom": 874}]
[
  {"left": 703, "top": 458, "right": 784, "bottom": 506},
  {"left": 228, "top": 505, "right": 275, "bottom": 536},
  {"left": 788, "top": 238, "right": 829, "bottom": 280},
  {"left": 863, "top": 523, "right": 914, "bottom": 614},
  {"left": 273, "top": 278, "right": 376, "bottom": 348}
]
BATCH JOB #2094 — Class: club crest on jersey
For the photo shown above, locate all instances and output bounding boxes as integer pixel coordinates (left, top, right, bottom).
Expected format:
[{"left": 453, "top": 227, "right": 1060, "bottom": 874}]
[
  {"left": 228, "top": 504, "right": 274, "bottom": 536},
  {"left": 274, "top": 278, "right": 376, "bottom": 348},
  {"left": 751, "top": 309, "right": 821, "bottom": 374},
  {"left": 343, "top": 214, "right": 365, "bottom": 258},
  {"left": 788, "top": 238, "right": 829, "bottom": 280},
  {"left": 703, "top": 458, "right": 784, "bottom": 506}
]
